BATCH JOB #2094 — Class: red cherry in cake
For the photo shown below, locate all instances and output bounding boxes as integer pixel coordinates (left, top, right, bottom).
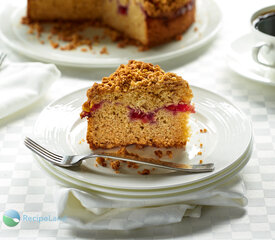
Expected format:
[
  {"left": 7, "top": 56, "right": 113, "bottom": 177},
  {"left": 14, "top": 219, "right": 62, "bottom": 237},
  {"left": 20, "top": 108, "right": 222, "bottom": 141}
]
[{"left": 165, "top": 103, "right": 195, "bottom": 115}]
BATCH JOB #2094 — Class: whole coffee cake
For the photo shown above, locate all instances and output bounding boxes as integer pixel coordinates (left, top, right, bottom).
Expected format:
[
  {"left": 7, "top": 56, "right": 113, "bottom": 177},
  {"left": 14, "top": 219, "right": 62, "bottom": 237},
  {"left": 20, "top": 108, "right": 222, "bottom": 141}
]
[{"left": 26, "top": 0, "right": 195, "bottom": 47}]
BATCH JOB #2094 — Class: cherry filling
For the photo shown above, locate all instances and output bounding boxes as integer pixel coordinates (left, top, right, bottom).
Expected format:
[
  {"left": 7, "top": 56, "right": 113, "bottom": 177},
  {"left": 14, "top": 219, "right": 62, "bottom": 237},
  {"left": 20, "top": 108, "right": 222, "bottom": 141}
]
[
  {"left": 165, "top": 103, "right": 195, "bottom": 115},
  {"left": 81, "top": 101, "right": 195, "bottom": 122},
  {"left": 118, "top": 5, "right": 128, "bottom": 15},
  {"left": 129, "top": 108, "right": 155, "bottom": 123},
  {"left": 91, "top": 102, "right": 103, "bottom": 112},
  {"left": 129, "top": 103, "right": 195, "bottom": 123},
  {"left": 80, "top": 101, "right": 104, "bottom": 119}
]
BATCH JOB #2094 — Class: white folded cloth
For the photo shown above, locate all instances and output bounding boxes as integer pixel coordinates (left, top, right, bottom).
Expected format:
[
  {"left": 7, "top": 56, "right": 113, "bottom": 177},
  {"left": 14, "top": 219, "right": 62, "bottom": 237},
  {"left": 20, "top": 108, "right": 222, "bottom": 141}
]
[
  {"left": 0, "top": 62, "right": 60, "bottom": 119},
  {"left": 56, "top": 175, "right": 247, "bottom": 230}
]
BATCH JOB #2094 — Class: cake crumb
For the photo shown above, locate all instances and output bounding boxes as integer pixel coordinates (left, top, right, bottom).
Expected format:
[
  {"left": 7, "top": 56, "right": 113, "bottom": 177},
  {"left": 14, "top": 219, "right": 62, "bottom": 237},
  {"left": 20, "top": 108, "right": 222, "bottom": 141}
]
[
  {"left": 200, "top": 143, "right": 203, "bottom": 148},
  {"left": 154, "top": 150, "right": 163, "bottom": 158},
  {"left": 166, "top": 151, "right": 173, "bottom": 159},
  {"left": 110, "top": 160, "right": 120, "bottom": 171},
  {"left": 138, "top": 45, "right": 149, "bottom": 52},
  {"left": 135, "top": 144, "right": 144, "bottom": 149},
  {"left": 194, "top": 27, "right": 198, "bottom": 32},
  {"left": 96, "top": 157, "right": 107, "bottom": 167},
  {"left": 78, "top": 140, "right": 82, "bottom": 144},
  {"left": 175, "top": 34, "right": 182, "bottom": 41},
  {"left": 200, "top": 128, "right": 208, "bottom": 133},
  {"left": 50, "top": 40, "right": 59, "bottom": 49},
  {"left": 199, "top": 160, "right": 203, "bottom": 164},
  {"left": 81, "top": 48, "right": 88, "bottom": 52},
  {"left": 100, "top": 46, "right": 109, "bottom": 54},
  {"left": 198, "top": 151, "right": 202, "bottom": 156},
  {"left": 138, "top": 169, "right": 150, "bottom": 175},
  {"left": 127, "top": 161, "right": 139, "bottom": 169},
  {"left": 40, "top": 40, "right": 45, "bottom": 44},
  {"left": 82, "top": 138, "right": 85, "bottom": 142}
]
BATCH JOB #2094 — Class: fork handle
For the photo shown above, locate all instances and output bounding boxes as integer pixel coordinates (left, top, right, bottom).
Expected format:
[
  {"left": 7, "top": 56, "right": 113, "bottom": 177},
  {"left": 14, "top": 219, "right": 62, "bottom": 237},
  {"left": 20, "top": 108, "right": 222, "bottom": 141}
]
[{"left": 86, "top": 153, "right": 214, "bottom": 173}]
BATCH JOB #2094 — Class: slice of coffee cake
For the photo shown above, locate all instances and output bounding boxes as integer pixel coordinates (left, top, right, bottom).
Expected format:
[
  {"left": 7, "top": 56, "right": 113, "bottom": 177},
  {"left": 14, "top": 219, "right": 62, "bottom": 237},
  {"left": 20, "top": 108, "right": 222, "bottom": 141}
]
[{"left": 81, "top": 60, "right": 194, "bottom": 149}]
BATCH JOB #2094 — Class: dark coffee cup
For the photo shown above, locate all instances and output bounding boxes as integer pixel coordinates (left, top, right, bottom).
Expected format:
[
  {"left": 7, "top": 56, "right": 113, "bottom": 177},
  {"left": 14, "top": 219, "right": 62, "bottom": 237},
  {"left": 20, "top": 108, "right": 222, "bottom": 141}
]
[{"left": 251, "top": 6, "right": 275, "bottom": 68}]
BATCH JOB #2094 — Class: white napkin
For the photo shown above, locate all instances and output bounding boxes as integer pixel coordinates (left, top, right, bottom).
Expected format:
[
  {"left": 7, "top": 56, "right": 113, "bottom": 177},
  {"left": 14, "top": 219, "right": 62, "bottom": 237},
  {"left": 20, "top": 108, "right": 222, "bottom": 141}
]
[
  {"left": 56, "top": 175, "right": 247, "bottom": 230},
  {"left": 0, "top": 62, "right": 60, "bottom": 119}
]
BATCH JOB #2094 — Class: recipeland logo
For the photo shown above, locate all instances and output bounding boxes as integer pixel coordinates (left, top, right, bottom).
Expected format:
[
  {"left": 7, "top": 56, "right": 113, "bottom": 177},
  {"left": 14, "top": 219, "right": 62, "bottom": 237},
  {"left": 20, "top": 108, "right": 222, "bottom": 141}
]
[{"left": 2, "top": 209, "right": 20, "bottom": 227}]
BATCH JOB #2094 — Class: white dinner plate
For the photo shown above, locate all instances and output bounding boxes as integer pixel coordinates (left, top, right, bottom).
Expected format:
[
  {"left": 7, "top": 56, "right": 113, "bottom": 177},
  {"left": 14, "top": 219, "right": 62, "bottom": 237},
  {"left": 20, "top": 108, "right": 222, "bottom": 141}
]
[
  {"left": 35, "top": 140, "right": 252, "bottom": 197},
  {"left": 32, "top": 86, "right": 252, "bottom": 190},
  {"left": 0, "top": 0, "right": 222, "bottom": 68},
  {"left": 227, "top": 33, "right": 275, "bottom": 86}
]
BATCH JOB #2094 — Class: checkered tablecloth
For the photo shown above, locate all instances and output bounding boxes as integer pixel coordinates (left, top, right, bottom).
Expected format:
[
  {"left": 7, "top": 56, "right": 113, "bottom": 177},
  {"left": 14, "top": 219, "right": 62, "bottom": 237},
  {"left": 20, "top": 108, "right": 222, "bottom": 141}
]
[{"left": 1, "top": 0, "right": 275, "bottom": 239}]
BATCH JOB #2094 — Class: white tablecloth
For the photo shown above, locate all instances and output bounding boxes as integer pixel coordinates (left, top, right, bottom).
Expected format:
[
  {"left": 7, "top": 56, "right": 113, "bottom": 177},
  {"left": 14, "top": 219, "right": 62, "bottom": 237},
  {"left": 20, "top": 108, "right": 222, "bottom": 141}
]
[{"left": 0, "top": 0, "right": 275, "bottom": 239}]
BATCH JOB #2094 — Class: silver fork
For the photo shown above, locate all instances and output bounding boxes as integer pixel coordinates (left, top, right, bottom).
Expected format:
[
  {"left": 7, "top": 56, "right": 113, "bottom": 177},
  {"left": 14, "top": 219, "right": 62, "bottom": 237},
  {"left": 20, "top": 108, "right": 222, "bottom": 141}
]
[
  {"left": 0, "top": 53, "right": 7, "bottom": 66},
  {"left": 24, "top": 137, "right": 214, "bottom": 173}
]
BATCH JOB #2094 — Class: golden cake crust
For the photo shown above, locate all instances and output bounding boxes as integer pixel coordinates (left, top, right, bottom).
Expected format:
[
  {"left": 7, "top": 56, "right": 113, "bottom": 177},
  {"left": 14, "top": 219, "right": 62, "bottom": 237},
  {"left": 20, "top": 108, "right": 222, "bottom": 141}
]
[
  {"left": 87, "top": 60, "right": 191, "bottom": 96},
  {"left": 146, "top": 2, "right": 195, "bottom": 47},
  {"left": 143, "top": 0, "right": 192, "bottom": 17}
]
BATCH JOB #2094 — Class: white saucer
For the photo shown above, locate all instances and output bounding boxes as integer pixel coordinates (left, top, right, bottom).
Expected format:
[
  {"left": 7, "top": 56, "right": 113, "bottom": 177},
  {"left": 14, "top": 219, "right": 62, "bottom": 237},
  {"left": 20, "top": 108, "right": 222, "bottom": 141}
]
[
  {"left": 227, "top": 33, "right": 275, "bottom": 86},
  {"left": 0, "top": 0, "right": 222, "bottom": 68}
]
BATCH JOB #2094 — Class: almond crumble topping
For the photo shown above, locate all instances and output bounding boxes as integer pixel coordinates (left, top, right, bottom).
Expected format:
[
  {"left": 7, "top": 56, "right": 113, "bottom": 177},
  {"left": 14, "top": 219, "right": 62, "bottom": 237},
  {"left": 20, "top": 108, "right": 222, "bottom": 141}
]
[
  {"left": 144, "top": 0, "right": 192, "bottom": 17},
  {"left": 86, "top": 60, "right": 192, "bottom": 96}
]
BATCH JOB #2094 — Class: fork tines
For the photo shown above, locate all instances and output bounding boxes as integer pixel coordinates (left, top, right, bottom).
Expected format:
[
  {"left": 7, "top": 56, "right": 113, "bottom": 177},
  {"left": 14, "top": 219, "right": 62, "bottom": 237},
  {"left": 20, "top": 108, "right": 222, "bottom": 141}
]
[{"left": 24, "top": 137, "right": 62, "bottom": 164}]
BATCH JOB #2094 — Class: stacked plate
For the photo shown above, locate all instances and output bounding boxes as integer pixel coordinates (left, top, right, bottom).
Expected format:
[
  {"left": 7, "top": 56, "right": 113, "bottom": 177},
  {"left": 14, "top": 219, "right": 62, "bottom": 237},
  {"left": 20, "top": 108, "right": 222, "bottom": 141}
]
[{"left": 33, "top": 86, "right": 253, "bottom": 201}]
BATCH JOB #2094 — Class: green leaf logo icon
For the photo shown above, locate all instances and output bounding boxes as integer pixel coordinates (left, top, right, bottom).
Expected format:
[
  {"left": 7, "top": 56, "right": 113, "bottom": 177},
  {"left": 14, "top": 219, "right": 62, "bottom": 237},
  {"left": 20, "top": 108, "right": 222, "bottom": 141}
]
[{"left": 3, "top": 209, "right": 20, "bottom": 227}]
